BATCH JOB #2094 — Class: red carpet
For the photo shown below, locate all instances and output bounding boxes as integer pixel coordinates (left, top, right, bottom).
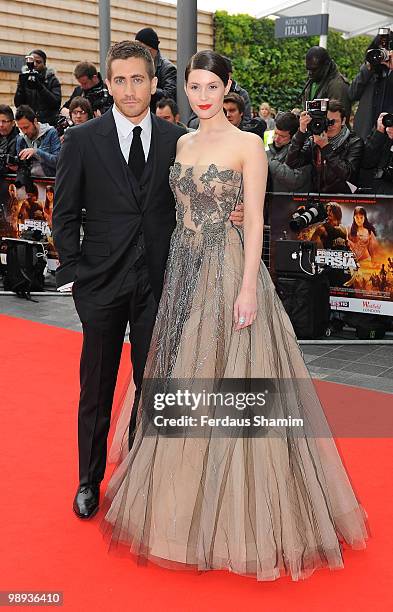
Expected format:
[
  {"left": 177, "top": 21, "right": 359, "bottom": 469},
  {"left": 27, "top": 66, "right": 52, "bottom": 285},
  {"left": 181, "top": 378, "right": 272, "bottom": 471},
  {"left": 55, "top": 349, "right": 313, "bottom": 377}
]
[{"left": 0, "top": 314, "right": 392, "bottom": 611}]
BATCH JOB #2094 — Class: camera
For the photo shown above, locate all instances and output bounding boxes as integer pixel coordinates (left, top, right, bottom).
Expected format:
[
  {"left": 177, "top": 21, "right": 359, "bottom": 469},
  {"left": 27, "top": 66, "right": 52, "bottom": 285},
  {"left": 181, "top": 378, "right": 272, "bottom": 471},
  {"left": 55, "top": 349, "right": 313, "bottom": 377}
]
[
  {"left": 382, "top": 113, "right": 393, "bottom": 128},
  {"left": 0, "top": 154, "right": 34, "bottom": 190},
  {"left": 305, "top": 99, "right": 333, "bottom": 135},
  {"left": 382, "top": 163, "right": 393, "bottom": 182},
  {"left": 366, "top": 28, "right": 392, "bottom": 66},
  {"left": 84, "top": 86, "right": 111, "bottom": 113},
  {"left": 289, "top": 197, "right": 327, "bottom": 232},
  {"left": 19, "top": 55, "right": 40, "bottom": 88},
  {"left": 55, "top": 114, "right": 73, "bottom": 137}
]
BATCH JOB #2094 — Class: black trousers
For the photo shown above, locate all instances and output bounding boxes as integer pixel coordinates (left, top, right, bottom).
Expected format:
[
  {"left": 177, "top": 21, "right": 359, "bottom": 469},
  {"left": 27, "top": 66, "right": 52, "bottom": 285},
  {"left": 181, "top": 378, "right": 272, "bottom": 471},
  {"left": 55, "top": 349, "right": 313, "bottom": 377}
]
[{"left": 73, "top": 260, "right": 158, "bottom": 486}]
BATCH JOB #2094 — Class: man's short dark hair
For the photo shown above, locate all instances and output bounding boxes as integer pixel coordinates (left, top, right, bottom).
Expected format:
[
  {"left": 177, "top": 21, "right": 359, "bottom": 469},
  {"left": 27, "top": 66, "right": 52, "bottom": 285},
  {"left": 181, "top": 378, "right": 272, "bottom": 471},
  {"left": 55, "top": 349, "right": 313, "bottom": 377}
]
[
  {"left": 275, "top": 111, "right": 299, "bottom": 137},
  {"left": 224, "top": 92, "right": 245, "bottom": 115},
  {"left": 156, "top": 97, "right": 179, "bottom": 117},
  {"left": 74, "top": 62, "right": 98, "bottom": 80},
  {"left": 106, "top": 40, "right": 155, "bottom": 80},
  {"left": 328, "top": 98, "right": 346, "bottom": 120},
  {"left": 15, "top": 105, "right": 36, "bottom": 123},
  {"left": 0, "top": 104, "right": 14, "bottom": 121}
]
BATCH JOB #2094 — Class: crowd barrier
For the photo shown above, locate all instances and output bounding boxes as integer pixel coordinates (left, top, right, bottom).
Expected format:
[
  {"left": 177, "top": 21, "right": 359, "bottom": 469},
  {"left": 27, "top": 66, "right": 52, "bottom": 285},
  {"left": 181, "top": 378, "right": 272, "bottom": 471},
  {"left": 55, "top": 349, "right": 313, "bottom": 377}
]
[
  {"left": 266, "top": 192, "right": 393, "bottom": 317},
  {"left": 0, "top": 175, "right": 392, "bottom": 319},
  {"left": 0, "top": 173, "right": 58, "bottom": 272}
]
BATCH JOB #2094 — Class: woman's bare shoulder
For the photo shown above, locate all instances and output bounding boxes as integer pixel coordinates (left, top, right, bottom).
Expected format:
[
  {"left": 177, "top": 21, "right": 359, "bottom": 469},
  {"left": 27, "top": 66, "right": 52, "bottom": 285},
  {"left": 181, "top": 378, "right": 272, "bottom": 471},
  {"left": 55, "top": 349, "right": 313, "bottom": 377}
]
[
  {"left": 235, "top": 131, "right": 267, "bottom": 165},
  {"left": 176, "top": 131, "right": 196, "bottom": 154}
]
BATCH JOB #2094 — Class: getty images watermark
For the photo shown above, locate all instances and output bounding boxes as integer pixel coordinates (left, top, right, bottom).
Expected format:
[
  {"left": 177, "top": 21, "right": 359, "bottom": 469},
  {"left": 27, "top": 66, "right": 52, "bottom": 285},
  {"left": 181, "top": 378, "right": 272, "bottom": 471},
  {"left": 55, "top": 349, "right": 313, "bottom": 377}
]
[
  {"left": 153, "top": 389, "right": 303, "bottom": 429},
  {"left": 138, "top": 379, "right": 325, "bottom": 438}
]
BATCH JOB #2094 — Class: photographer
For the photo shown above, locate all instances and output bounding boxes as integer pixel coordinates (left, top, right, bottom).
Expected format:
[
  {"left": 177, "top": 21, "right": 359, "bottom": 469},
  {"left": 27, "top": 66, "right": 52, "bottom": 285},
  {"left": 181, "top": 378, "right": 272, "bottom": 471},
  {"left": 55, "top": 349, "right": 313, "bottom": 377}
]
[
  {"left": 266, "top": 112, "right": 311, "bottom": 192},
  {"left": 286, "top": 99, "right": 363, "bottom": 194},
  {"left": 0, "top": 105, "right": 19, "bottom": 156},
  {"left": 135, "top": 28, "right": 177, "bottom": 112},
  {"left": 302, "top": 47, "right": 351, "bottom": 121},
  {"left": 57, "top": 97, "right": 94, "bottom": 144},
  {"left": 359, "top": 112, "right": 393, "bottom": 194},
  {"left": 14, "top": 49, "right": 61, "bottom": 126},
  {"left": 61, "top": 62, "right": 112, "bottom": 116},
  {"left": 349, "top": 31, "right": 393, "bottom": 140},
  {"left": 15, "top": 105, "right": 61, "bottom": 177}
]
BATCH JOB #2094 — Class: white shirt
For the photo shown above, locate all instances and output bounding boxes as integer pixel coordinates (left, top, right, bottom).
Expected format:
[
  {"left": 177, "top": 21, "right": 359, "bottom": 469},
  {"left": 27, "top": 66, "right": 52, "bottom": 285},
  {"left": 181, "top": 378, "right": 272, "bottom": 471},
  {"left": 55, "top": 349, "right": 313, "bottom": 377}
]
[
  {"left": 112, "top": 104, "right": 152, "bottom": 162},
  {"left": 58, "top": 105, "right": 152, "bottom": 292}
]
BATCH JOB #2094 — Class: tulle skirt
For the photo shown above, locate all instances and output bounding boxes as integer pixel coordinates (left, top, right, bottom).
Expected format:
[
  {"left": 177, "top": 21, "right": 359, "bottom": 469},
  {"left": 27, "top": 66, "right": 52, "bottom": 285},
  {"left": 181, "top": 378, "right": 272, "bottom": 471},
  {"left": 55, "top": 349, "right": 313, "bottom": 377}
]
[{"left": 101, "top": 221, "right": 368, "bottom": 581}]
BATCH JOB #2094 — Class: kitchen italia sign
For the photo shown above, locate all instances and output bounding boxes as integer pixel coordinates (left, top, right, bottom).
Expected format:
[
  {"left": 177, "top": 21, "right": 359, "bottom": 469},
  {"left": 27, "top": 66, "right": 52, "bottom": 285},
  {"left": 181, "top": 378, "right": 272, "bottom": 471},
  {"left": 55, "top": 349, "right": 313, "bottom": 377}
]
[{"left": 275, "top": 14, "right": 329, "bottom": 39}]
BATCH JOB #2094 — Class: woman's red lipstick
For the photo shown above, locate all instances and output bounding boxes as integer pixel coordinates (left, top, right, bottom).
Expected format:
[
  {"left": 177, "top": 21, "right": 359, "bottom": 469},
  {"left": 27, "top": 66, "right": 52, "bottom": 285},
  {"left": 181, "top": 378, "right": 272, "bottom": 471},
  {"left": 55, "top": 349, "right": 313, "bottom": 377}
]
[{"left": 198, "top": 104, "right": 212, "bottom": 110}]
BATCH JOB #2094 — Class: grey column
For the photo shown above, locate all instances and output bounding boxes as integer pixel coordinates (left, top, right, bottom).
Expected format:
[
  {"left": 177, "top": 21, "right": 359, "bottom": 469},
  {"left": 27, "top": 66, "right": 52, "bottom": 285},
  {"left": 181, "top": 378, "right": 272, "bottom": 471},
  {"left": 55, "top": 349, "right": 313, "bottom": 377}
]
[
  {"left": 99, "top": 0, "right": 111, "bottom": 78},
  {"left": 177, "top": 0, "right": 197, "bottom": 123}
]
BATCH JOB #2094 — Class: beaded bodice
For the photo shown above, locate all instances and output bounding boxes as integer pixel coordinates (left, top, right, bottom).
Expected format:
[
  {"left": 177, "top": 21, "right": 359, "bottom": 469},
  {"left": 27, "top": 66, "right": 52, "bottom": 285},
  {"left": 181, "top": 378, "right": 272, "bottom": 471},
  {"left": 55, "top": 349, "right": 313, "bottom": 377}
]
[{"left": 169, "top": 162, "right": 243, "bottom": 235}]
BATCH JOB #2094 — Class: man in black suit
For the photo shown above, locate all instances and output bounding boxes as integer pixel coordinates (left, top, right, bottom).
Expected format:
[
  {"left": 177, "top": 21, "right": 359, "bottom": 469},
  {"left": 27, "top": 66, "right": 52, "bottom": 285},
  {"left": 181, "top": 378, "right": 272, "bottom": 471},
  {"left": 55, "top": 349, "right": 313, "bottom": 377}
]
[{"left": 53, "top": 40, "right": 243, "bottom": 520}]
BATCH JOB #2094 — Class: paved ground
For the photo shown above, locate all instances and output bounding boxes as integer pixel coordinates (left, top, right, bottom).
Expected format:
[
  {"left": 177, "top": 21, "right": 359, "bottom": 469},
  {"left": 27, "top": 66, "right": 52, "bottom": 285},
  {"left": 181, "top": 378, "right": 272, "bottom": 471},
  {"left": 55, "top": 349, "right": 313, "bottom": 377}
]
[{"left": 1, "top": 293, "right": 393, "bottom": 394}]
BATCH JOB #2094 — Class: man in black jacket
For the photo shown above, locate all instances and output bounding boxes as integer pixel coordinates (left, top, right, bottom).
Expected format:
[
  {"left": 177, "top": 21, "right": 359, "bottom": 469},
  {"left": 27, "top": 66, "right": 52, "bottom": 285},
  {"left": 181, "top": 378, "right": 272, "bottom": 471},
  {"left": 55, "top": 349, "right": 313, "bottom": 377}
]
[
  {"left": 135, "top": 27, "right": 177, "bottom": 112},
  {"left": 349, "top": 33, "right": 393, "bottom": 140},
  {"left": 14, "top": 49, "right": 61, "bottom": 126},
  {"left": 61, "top": 62, "right": 112, "bottom": 116},
  {"left": 286, "top": 99, "right": 363, "bottom": 194},
  {"left": 359, "top": 112, "right": 393, "bottom": 194},
  {"left": 302, "top": 46, "right": 351, "bottom": 121},
  {"left": 52, "top": 40, "right": 242, "bottom": 520}
]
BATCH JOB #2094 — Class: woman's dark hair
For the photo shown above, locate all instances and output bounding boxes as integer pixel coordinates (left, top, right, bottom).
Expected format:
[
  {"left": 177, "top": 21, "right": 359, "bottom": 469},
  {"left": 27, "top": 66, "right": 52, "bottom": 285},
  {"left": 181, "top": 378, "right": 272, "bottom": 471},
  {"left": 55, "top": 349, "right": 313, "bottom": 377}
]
[
  {"left": 44, "top": 185, "right": 54, "bottom": 212},
  {"left": 69, "top": 96, "right": 94, "bottom": 119},
  {"left": 185, "top": 50, "right": 230, "bottom": 86},
  {"left": 350, "top": 206, "right": 377, "bottom": 237}
]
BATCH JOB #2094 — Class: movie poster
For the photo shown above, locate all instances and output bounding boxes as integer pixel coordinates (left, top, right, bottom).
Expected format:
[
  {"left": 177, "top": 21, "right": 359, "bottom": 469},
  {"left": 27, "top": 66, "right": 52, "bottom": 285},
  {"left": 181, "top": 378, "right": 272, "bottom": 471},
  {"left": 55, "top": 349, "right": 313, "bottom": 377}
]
[
  {"left": 269, "top": 193, "right": 393, "bottom": 316},
  {"left": 0, "top": 174, "right": 59, "bottom": 272}
]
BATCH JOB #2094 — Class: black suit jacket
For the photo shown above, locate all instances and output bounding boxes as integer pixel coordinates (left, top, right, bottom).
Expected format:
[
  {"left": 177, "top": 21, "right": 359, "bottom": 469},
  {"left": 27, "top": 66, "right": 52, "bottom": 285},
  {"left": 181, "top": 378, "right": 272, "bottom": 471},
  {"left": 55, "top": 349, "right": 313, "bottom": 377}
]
[{"left": 52, "top": 109, "right": 186, "bottom": 305}]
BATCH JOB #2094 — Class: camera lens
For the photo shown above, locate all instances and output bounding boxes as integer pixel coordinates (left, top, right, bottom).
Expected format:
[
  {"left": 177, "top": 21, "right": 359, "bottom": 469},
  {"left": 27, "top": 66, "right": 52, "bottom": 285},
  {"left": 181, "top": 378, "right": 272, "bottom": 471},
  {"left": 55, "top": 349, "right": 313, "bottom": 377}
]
[
  {"left": 366, "top": 48, "right": 390, "bottom": 65},
  {"left": 382, "top": 113, "right": 393, "bottom": 128}
]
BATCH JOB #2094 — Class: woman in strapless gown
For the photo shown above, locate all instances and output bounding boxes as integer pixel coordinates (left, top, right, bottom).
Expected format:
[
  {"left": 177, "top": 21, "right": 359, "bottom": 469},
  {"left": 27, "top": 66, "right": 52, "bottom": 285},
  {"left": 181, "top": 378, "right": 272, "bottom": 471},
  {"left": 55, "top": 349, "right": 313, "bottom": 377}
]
[{"left": 101, "top": 51, "right": 368, "bottom": 582}]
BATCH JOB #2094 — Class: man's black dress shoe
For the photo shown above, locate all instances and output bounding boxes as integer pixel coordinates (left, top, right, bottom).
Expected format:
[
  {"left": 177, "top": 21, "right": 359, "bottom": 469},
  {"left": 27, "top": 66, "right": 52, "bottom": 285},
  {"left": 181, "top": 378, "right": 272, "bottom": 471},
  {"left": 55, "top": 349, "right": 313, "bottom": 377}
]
[{"left": 73, "top": 484, "right": 100, "bottom": 519}]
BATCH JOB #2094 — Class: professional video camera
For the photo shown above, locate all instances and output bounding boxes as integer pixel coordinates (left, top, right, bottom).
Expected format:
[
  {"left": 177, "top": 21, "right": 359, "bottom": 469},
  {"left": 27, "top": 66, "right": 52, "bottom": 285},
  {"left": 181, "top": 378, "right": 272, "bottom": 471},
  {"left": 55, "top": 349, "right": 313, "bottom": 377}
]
[
  {"left": 305, "top": 99, "right": 334, "bottom": 135},
  {"left": 55, "top": 114, "right": 73, "bottom": 137},
  {"left": 19, "top": 55, "right": 41, "bottom": 88},
  {"left": 289, "top": 197, "right": 327, "bottom": 232},
  {"left": 0, "top": 154, "right": 33, "bottom": 190},
  {"left": 84, "top": 86, "right": 111, "bottom": 113},
  {"left": 366, "top": 28, "right": 393, "bottom": 66}
]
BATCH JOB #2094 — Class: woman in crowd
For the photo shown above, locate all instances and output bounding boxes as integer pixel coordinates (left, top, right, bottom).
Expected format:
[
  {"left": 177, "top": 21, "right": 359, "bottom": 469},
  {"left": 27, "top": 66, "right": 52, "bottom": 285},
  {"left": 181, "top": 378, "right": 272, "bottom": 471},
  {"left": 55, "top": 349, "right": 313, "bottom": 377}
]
[
  {"left": 68, "top": 96, "right": 94, "bottom": 125},
  {"left": 259, "top": 101, "right": 275, "bottom": 129}
]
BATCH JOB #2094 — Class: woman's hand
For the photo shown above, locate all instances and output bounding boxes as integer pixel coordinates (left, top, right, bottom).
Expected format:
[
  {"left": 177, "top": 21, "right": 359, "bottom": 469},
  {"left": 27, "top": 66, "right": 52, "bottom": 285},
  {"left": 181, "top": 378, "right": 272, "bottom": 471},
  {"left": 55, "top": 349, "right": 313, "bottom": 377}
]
[
  {"left": 234, "top": 287, "right": 257, "bottom": 331},
  {"left": 229, "top": 202, "right": 244, "bottom": 226}
]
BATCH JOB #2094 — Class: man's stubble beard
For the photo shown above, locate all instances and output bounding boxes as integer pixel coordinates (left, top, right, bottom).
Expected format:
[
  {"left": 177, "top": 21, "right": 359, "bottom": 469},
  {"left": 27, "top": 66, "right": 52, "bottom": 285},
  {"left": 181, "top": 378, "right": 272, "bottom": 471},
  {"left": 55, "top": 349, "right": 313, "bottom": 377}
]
[{"left": 117, "top": 98, "right": 151, "bottom": 121}]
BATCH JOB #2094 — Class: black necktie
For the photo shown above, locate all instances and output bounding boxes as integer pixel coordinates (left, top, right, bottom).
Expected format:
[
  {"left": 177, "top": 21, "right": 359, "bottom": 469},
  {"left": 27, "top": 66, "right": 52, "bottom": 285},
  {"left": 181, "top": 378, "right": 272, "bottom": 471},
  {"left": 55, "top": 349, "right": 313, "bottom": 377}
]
[{"left": 128, "top": 125, "right": 145, "bottom": 181}]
